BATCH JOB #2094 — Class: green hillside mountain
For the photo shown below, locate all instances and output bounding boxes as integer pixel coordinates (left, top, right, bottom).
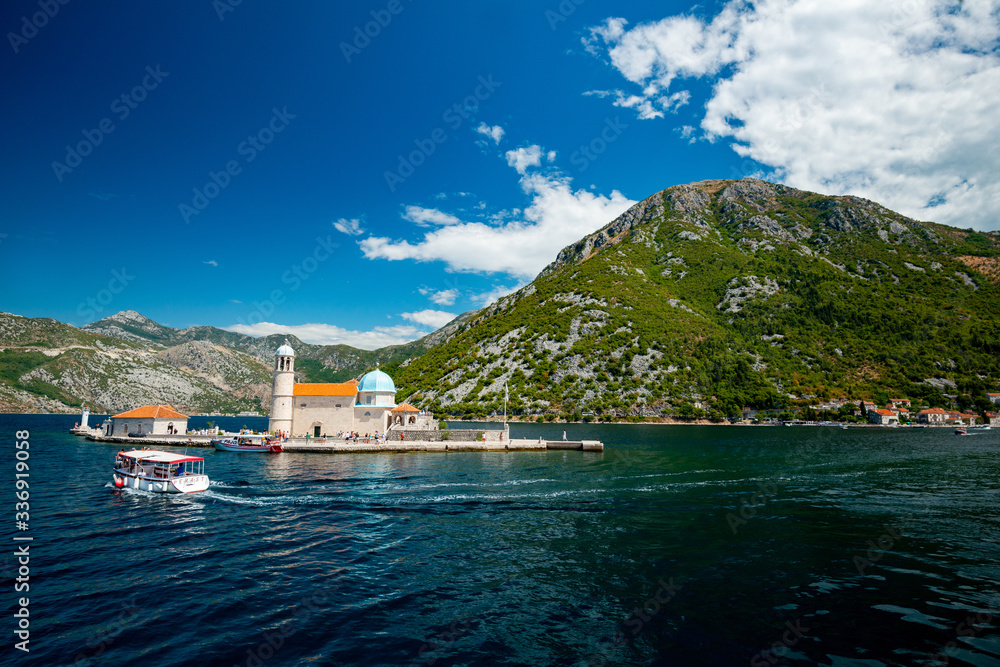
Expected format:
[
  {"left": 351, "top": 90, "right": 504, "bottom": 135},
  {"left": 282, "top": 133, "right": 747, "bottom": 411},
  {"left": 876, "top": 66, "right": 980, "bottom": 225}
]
[
  {"left": 0, "top": 312, "right": 271, "bottom": 414},
  {"left": 82, "top": 309, "right": 470, "bottom": 383},
  {"left": 0, "top": 306, "right": 469, "bottom": 413},
  {"left": 388, "top": 178, "right": 1000, "bottom": 420}
]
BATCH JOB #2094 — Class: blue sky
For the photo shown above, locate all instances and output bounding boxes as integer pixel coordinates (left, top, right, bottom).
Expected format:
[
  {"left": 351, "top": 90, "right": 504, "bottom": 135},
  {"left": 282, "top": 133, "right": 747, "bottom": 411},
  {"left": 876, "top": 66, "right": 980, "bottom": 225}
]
[{"left": 3, "top": 1, "right": 998, "bottom": 348}]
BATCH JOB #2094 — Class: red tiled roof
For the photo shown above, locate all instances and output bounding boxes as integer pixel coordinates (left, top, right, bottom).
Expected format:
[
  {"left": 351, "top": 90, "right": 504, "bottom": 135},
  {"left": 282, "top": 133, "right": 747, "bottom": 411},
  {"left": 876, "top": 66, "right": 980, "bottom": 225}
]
[
  {"left": 112, "top": 405, "right": 188, "bottom": 420},
  {"left": 391, "top": 403, "right": 420, "bottom": 412},
  {"left": 293, "top": 381, "right": 359, "bottom": 397}
]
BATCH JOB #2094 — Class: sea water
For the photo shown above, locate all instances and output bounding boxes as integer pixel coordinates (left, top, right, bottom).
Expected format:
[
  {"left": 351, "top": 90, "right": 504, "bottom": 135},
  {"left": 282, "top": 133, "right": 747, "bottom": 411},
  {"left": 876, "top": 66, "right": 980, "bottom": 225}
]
[{"left": 4, "top": 414, "right": 1000, "bottom": 665}]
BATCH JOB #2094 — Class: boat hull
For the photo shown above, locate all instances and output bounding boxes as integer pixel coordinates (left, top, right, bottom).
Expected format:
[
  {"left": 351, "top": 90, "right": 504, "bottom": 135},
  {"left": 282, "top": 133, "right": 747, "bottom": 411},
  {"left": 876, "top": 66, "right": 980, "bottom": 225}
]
[
  {"left": 211, "top": 439, "right": 275, "bottom": 452},
  {"left": 113, "top": 469, "right": 209, "bottom": 493}
]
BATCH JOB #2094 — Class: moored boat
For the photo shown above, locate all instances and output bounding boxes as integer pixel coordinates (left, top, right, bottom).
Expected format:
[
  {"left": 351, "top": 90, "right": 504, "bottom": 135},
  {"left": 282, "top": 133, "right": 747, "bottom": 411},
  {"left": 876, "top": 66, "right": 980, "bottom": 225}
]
[
  {"left": 211, "top": 434, "right": 282, "bottom": 453},
  {"left": 113, "top": 450, "right": 209, "bottom": 493}
]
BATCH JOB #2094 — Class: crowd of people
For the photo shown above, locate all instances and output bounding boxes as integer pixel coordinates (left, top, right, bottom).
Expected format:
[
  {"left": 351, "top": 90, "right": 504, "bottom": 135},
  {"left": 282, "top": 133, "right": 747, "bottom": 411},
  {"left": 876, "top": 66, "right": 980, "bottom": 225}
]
[{"left": 335, "top": 431, "right": 386, "bottom": 444}]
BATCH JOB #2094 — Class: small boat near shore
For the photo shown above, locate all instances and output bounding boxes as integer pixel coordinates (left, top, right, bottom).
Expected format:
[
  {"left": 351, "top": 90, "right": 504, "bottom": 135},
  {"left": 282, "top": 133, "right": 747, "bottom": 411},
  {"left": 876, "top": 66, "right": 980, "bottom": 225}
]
[
  {"left": 212, "top": 434, "right": 282, "bottom": 453},
  {"left": 113, "top": 450, "right": 209, "bottom": 493}
]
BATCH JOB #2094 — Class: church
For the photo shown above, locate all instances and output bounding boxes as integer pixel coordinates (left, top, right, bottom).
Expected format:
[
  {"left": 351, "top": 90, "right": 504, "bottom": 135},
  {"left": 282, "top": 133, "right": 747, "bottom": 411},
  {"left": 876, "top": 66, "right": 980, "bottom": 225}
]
[{"left": 267, "top": 342, "right": 434, "bottom": 437}]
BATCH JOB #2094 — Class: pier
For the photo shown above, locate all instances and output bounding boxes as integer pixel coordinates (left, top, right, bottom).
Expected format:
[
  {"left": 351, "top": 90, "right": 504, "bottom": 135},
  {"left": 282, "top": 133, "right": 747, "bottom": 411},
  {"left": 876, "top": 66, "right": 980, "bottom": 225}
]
[{"left": 82, "top": 431, "right": 603, "bottom": 452}]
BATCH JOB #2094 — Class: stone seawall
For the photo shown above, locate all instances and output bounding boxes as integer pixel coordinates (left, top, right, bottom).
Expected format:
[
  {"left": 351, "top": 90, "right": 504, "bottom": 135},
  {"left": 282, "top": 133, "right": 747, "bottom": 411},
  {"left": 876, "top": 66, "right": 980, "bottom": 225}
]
[
  {"left": 387, "top": 428, "right": 508, "bottom": 443},
  {"left": 81, "top": 432, "right": 603, "bottom": 453},
  {"left": 86, "top": 433, "right": 220, "bottom": 447},
  {"left": 281, "top": 438, "right": 602, "bottom": 453}
]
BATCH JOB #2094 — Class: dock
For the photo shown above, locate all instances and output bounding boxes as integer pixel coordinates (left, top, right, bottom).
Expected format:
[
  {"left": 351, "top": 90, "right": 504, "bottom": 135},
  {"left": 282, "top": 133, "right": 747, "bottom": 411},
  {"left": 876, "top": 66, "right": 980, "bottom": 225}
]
[
  {"left": 281, "top": 438, "right": 603, "bottom": 453},
  {"left": 83, "top": 432, "right": 603, "bottom": 453}
]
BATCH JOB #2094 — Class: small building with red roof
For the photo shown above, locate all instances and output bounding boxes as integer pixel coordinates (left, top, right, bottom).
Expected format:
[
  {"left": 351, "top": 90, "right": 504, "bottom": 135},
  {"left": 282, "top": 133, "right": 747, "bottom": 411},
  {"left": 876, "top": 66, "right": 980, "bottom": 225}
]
[
  {"left": 108, "top": 405, "right": 189, "bottom": 437},
  {"left": 917, "top": 407, "right": 949, "bottom": 425},
  {"left": 868, "top": 408, "right": 900, "bottom": 426}
]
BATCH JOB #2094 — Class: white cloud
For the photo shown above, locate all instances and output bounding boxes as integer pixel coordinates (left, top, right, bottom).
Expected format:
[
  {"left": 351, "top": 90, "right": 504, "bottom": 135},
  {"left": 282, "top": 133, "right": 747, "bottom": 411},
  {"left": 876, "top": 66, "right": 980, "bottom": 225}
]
[
  {"left": 585, "top": 1, "right": 1000, "bottom": 230},
  {"left": 505, "top": 145, "right": 543, "bottom": 175},
  {"left": 203, "top": 260, "right": 218, "bottom": 267},
  {"left": 475, "top": 123, "right": 505, "bottom": 144},
  {"left": 401, "top": 309, "right": 457, "bottom": 329},
  {"left": 403, "top": 206, "right": 462, "bottom": 226},
  {"left": 429, "top": 289, "right": 458, "bottom": 306},
  {"left": 225, "top": 321, "right": 424, "bottom": 350},
  {"left": 359, "top": 145, "right": 636, "bottom": 280},
  {"left": 469, "top": 283, "right": 523, "bottom": 306},
  {"left": 333, "top": 218, "right": 365, "bottom": 236}
]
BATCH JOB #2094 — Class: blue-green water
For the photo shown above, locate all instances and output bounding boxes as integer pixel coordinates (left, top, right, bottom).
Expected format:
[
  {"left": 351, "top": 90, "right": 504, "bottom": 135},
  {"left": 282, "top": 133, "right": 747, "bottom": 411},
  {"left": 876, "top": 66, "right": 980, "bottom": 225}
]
[{"left": 4, "top": 415, "right": 1000, "bottom": 666}]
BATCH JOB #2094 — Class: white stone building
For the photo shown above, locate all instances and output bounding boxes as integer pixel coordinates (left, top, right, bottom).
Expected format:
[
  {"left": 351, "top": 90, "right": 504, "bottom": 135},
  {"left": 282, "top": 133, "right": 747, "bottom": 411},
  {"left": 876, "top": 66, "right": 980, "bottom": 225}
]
[
  {"left": 267, "top": 342, "right": 432, "bottom": 437},
  {"left": 107, "top": 405, "right": 189, "bottom": 436}
]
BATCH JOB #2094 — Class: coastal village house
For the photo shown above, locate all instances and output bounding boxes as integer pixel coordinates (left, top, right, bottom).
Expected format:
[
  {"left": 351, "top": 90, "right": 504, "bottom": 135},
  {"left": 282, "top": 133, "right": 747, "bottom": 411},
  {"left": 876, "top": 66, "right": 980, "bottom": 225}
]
[
  {"left": 989, "top": 393, "right": 1000, "bottom": 406},
  {"left": 868, "top": 409, "right": 900, "bottom": 426},
  {"left": 268, "top": 343, "right": 435, "bottom": 437},
  {"left": 106, "top": 405, "right": 188, "bottom": 437},
  {"left": 953, "top": 411, "right": 980, "bottom": 425},
  {"left": 917, "top": 408, "right": 949, "bottom": 424},
  {"left": 987, "top": 411, "right": 1000, "bottom": 427},
  {"left": 918, "top": 408, "right": 979, "bottom": 425},
  {"left": 885, "top": 405, "right": 910, "bottom": 421}
]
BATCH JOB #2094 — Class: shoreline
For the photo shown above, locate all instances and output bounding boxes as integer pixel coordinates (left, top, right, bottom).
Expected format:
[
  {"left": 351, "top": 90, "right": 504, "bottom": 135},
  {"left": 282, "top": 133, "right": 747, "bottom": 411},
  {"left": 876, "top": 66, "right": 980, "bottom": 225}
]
[
  {"left": 80, "top": 431, "right": 603, "bottom": 453},
  {"left": 4, "top": 412, "right": 971, "bottom": 429}
]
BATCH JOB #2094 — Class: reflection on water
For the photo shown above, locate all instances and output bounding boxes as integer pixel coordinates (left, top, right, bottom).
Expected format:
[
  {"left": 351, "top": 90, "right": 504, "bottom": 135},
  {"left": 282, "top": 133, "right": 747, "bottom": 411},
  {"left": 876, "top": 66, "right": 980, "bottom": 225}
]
[{"left": 7, "top": 414, "right": 1000, "bottom": 666}]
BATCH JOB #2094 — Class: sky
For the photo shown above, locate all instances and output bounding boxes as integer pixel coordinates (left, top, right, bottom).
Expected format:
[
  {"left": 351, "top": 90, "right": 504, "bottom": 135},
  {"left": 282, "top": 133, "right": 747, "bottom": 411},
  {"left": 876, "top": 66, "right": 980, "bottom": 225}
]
[{"left": 2, "top": 0, "right": 998, "bottom": 349}]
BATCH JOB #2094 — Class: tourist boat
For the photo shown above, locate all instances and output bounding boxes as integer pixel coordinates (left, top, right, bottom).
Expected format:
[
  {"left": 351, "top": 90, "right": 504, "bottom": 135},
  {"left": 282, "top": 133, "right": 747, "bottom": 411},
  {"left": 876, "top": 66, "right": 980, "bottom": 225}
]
[
  {"left": 954, "top": 427, "right": 968, "bottom": 436},
  {"left": 211, "top": 434, "right": 282, "bottom": 453},
  {"left": 112, "top": 450, "right": 209, "bottom": 493}
]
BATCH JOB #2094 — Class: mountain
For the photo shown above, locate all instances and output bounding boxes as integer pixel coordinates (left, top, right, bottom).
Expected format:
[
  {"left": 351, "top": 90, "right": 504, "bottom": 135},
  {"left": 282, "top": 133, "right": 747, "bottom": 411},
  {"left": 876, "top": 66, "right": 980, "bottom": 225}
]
[
  {"left": 82, "top": 311, "right": 318, "bottom": 358},
  {"left": 0, "top": 312, "right": 271, "bottom": 414},
  {"left": 1, "top": 307, "right": 466, "bottom": 413},
  {"left": 387, "top": 178, "right": 1000, "bottom": 420},
  {"left": 82, "top": 309, "right": 468, "bottom": 383},
  {"left": 7, "top": 178, "right": 999, "bottom": 419}
]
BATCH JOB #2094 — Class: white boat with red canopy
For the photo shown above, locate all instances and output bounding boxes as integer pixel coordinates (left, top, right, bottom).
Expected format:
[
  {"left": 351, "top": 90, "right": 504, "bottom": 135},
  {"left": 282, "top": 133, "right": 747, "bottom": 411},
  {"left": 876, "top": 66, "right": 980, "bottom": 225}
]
[{"left": 113, "top": 449, "right": 209, "bottom": 494}]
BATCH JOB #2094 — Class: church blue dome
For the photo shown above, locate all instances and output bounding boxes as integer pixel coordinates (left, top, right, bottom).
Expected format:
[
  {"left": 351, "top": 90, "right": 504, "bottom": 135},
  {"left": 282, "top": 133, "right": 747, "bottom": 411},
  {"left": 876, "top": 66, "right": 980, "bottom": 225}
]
[{"left": 358, "top": 368, "right": 396, "bottom": 393}]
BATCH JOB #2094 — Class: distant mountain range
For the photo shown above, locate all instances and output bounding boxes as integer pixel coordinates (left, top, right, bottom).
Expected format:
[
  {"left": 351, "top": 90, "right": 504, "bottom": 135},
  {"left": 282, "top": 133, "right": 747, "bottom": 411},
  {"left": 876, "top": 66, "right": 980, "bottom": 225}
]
[
  {"left": 3, "top": 178, "right": 999, "bottom": 418},
  {"left": 0, "top": 308, "right": 472, "bottom": 414}
]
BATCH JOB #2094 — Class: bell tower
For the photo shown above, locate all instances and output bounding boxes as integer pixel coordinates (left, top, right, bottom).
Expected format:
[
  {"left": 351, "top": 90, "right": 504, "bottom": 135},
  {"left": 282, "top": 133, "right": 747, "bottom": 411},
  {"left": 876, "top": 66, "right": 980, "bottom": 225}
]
[{"left": 269, "top": 341, "right": 295, "bottom": 435}]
